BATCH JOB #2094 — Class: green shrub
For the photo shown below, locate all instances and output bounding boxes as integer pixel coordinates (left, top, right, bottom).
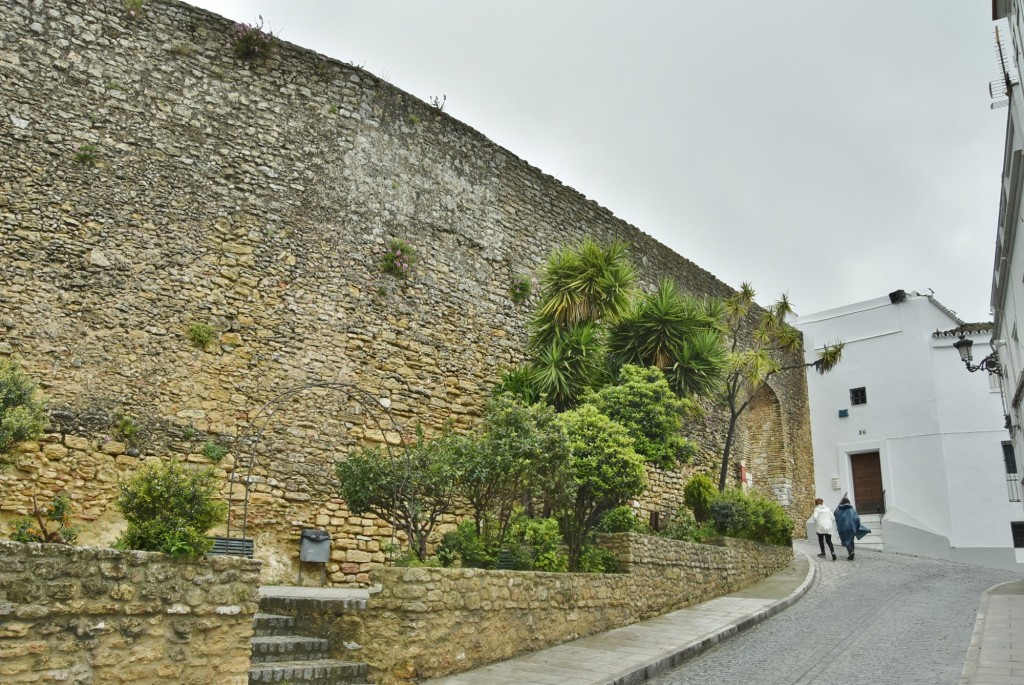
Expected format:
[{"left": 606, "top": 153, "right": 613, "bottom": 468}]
[
  {"left": 658, "top": 505, "right": 714, "bottom": 543},
  {"left": 0, "top": 358, "right": 48, "bottom": 468},
  {"left": 114, "top": 460, "right": 226, "bottom": 557},
  {"left": 707, "top": 488, "right": 793, "bottom": 546},
  {"left": 586, "top": 365, "right": 695, "bottom": 470},
  {"left": 201, "top": 441, "right": 227, "bottom": 462},
  {"left": 596, "top": 505, "right": 649, "bottom": 534},
  {"left": 578, "top": 545, "right": 619, "bottom": 573},
  {"left": 437, "top": 519, "right": 496, "bottom": 568},
  {"left": 187, "top": 323, "right": 215, "bottom": 348},
  {"left": 683, "top": 473, "right": 716, "bottom": 523},
  {"left": 505, "top": 516, "right": 567, "bottom": 572}
]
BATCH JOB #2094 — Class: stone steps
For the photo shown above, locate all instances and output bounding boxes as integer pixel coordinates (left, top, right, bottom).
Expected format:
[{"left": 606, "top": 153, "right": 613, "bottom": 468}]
[
  {"left": 251, "top": 635, "right": 330, "bottom": 663},
  {"left": 248, "top": 659, "right": 369, "bottom": 684},
  {"left": 253, "top": 612, "right": 297, "bottom": 636},
  {"left": 250, "top": 588, "right": 370, "bottom": 685}
]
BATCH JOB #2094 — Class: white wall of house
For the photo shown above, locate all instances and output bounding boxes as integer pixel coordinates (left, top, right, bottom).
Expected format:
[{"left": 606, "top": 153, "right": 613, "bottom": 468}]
[
  {"left": 793, "top": 292, "right": 1024, "bottom": 570},
  {"left": 992, "top": 0, "right": 1024, "bottom": 566}
]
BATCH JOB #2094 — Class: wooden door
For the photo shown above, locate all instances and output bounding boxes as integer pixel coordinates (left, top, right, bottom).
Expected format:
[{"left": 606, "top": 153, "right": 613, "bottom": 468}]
[{"left": 850, "top": 451, "right": 884, "bottom": 514}]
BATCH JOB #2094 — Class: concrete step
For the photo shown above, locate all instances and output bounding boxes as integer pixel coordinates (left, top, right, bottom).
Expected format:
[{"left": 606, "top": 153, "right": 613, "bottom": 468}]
[
  {"left": 248, "top": 658, "right": 369, "bottom": 684},
  {"left": 857, "top": 514, "right": 884, "bottom": 551},
  {"left": 251, "top": 635, "right": 330, "bottom": 663},
  {"left": 253, "top": 613, "right": 297, "bottom": 637},
  {"left": 258, "top": 587, "right": 369, "bottom": 617}
]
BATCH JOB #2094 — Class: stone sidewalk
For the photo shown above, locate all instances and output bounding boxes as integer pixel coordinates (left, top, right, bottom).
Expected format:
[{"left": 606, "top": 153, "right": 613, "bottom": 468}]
[
  {"left": 422, "top": 551, "right": 814, "bottom": 685},
  {"left": 961, "top": 579, "right": 1024, "bottom": 685}
]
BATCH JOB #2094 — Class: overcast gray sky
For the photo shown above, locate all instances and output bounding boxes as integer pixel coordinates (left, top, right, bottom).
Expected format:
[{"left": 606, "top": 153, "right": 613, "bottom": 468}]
[{"left": 187, "top": 1, "right": 1008, "bottom": 323}]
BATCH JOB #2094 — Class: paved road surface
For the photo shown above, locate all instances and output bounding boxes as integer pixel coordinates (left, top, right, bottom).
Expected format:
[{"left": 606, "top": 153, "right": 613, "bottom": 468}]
[{"left": 646, "top": 540, "right": 1023, "bottom": 685}]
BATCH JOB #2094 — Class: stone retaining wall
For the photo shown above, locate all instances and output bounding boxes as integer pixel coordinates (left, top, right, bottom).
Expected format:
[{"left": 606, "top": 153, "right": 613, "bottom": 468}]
[
  {"left": 356, "top": 534, "right": 792, "bottom": 682},
  {"left": 1, "top": 0, "right": 813, "bottom": 584},
  {"left": 0, "top": 540, "right": 261, "bottom": 685}
]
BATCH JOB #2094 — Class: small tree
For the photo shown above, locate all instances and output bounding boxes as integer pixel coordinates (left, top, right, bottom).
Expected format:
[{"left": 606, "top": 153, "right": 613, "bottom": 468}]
[
  {"left": 115, "top": 460, "right": 227, "bottom": 557},
  {"left": 337, "top": 431, "right": 460, "bottom": 561},
  {"left": 0, "top": 358, "right": 48, "bottom": 469},
  {"left": 9, "top": 493, "right": 79, "bottom": 544},
  {"left": 452, "top": 396, "right": 568, "bottom": 542},
  {"left": 554, "top": 404, "right": 646, "bottom": 570},
  {"left": 716, "top": 283, "right": 843, "bottom": 491},
  {"left": 586, "top": 364, "right": 696, "bottom": 470}
]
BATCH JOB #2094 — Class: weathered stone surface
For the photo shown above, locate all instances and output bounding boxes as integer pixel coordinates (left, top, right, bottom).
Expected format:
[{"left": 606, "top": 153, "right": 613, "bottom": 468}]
[
  {"left": 0, "top": 0, "right": 813, "bottom": 587},
  {"left": 324, "top": 534, "right": 791, "bottom": 683},
  {"left": 0, "top": 541, "right": 260, "bottom": 685}
]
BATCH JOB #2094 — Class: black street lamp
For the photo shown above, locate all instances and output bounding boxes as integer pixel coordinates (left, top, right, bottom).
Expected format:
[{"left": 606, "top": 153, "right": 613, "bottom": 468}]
[{"left": 953, "top": 333, "right": 1003, "bottom": 376}]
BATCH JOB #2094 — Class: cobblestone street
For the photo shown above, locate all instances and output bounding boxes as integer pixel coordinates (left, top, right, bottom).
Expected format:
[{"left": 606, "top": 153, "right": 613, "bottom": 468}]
[{"left": 645, "top": 541, "right": 1023, "bottom": 685}]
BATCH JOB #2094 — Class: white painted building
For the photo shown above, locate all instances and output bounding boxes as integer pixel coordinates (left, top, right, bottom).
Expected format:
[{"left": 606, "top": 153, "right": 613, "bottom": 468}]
[
  {"left": 991, "top": 0, "right": 1024, "bottom": 564},
  {"left": 793, "top": 291, "right": 1024, "bottom": 570}
]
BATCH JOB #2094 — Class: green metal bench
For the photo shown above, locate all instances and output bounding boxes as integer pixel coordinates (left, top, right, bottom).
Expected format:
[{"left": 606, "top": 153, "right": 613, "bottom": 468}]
[{"left": 209, "top": 536, "right": 254, "bottom": 558}]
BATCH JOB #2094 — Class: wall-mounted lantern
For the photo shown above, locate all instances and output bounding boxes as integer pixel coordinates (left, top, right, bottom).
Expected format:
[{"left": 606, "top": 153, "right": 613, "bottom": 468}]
[{"left": 953, "top": 333, "right": 1003, "bottom": 376}]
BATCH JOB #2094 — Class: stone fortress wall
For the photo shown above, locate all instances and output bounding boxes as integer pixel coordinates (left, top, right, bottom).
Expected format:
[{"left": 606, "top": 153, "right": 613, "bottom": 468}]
[{"left": 0, "top": 0, "right": 814, "bottom": 583}]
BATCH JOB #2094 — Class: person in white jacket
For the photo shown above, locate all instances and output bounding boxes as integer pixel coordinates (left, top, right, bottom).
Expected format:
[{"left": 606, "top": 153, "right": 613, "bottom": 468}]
[{"left": 812, "top": 497, "right": 838, "bottom": 561}]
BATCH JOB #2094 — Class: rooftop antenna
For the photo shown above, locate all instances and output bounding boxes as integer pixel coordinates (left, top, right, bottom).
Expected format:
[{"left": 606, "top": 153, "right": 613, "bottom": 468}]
[{"left": 990, "top": 25, "right": 1019, "bottom": 110}]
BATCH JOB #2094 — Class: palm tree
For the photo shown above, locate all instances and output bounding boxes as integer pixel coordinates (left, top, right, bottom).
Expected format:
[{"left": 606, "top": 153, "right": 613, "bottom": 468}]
[{"left": 607, "top": 278, "right": 726, "bottom": 398}]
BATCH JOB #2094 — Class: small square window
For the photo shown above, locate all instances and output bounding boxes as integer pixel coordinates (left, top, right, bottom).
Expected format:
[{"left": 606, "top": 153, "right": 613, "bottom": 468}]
[
  {"left": 850, "top": 387, "right": 867, "bottom": 406},
  {"left": 1012, "top": 522, "right": 1024, "bottom": 548}
]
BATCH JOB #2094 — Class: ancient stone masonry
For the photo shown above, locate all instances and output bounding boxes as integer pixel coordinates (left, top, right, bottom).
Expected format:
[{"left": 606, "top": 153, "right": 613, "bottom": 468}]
[
  {"left": 0, "top": 540, "right": 261, "bottom": 685},
  {"left": 300, "top": 534, "right": 792, "bottom": 683},
  {"left": 0, "top": 0, "right": 814, "bottom": 582}
]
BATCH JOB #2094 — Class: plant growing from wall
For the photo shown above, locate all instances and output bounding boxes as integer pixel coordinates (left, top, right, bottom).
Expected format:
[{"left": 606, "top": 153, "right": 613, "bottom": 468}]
[
  {"left": 715, "top": 283, "right": 844, "bottom": 491},
  {"left": 123, "top": 0, "right": 145, "bottom": 20},
  {"left": 73, "top": 143, "right": 98, "bottom": 166},
  {"left": 114, "top": 460, "right": 227, "bottom": 557},
  {"left": 509, "top": 274, "right": 533, "bottom": 304},
  {"left": 336, "top": 429, "right": 459, "bottom": 561},
  {"left": 381, "top": 239, "right": 416, "bottom": 278},
  {"left": 0, "top": 358, "right": 47, "bottom": 469},
  {"left": 9, "top": 493, "right": 80, "bottom": 544},
  {"left": 230, "top": 16, "right": 276, "bottom": 63},
  {"left": 187, "top": 322, "right": 215, "bottom": 348},
  {"left": 202, "top": 440, "right": 227, "bottom": 462}
]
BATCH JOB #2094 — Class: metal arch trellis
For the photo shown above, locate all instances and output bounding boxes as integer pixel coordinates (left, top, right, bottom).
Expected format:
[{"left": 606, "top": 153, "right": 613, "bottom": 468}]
[{"left": 225, "top": 379, "right": 408, "bottom": 542}]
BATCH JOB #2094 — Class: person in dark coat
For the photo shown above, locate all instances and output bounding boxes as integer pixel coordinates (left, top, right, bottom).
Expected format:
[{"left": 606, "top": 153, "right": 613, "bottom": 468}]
[{"left": 834, "top": 496, "right": 869, "bottom": 561}]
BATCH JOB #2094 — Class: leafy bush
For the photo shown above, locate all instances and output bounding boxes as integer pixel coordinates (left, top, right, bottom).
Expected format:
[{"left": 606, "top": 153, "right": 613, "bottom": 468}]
[
  {"left": 437, "top": 519, "right": 496, "bottom": 568},
  {"left": 381, "top": 239, "right": 416, "bottom": 278},
  {"left": 596, "top": 505, "right": 649, "bottom": 534},
  {"left": 658, "top": 505, "right": 714, "bottom": 543},
  {"left": 707, "top": 488, "right": 793, "bottom": 546},
  {"left": 114, "top": 460, "right": 226, "bottom": 557},
  {"left": 708, "top": 489, "right": 751, "bottom": 537},
  {"left": 0, "top": 358, "right": 48, "bottom": 468},
  {"left": 578, "top": 545, "right": 619, "bottom": 573},
  {"left": 505, "top": 515, "right": 567, "bottom": 572},
  {"left": 9, "top": 493, "right": 79, "bottom": 544},
  {"left": 683, "top": 473, "right": 716, "bottom": 523}
]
